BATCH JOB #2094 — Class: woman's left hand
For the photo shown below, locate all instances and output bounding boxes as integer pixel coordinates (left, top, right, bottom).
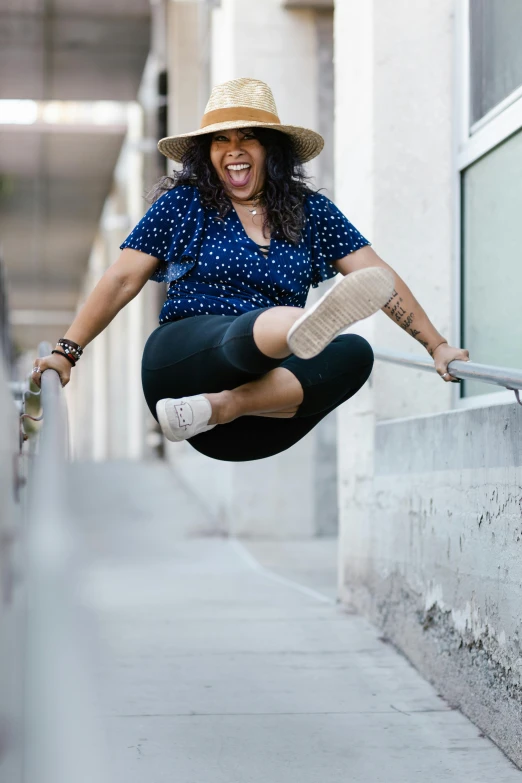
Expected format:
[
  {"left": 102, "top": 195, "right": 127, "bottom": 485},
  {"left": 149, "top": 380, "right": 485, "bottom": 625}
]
[{"left": 433, "top": 342, "right": 470, "bottom": 382}]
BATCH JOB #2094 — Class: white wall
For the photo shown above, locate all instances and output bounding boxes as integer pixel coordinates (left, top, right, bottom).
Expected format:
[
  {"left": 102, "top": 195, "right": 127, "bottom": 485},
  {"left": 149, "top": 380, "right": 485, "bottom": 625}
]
[
  {"left": 372, "top": 0, "right": 455, "bottom": 420},
  {"left": 335, "top": 0, "right": 454, "bottom": 422}
]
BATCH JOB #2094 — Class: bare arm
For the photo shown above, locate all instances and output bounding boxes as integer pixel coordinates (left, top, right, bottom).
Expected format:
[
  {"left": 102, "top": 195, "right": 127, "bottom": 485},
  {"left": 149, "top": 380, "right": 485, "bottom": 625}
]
[
  {"left": 333, "top": 245, "right": 469, "bottom": 381},
  {"left": 62, "top": 248, "right": 159, "bottom": 347},
  {"left": 32, "top": 248, "right": 159, "bottom": 386}
]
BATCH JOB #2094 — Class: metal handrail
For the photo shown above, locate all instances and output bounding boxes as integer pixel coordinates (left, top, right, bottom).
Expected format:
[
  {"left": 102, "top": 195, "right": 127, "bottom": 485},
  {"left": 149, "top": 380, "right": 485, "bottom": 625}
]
[
  {"left": 23, "top": 342, "right": 110, "bottom": 783},
  {"left": 374, "top": 348, "right": 522, "bottom": 403},
  {"left": 0, "top": 305, "right": 21, "bottom": 781},
  {"left": 0, "top": 258, "right": 12, "bottom": 367}
]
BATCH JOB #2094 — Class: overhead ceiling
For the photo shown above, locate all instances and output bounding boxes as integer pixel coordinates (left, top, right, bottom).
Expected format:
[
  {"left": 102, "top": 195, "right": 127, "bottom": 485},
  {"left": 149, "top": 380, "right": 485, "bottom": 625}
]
[
  {"left": 0, "top": 0, "right": 151, "bottom": 101},
  {"left": 0, "top": 0, "right": 151, "bottom": 351}
]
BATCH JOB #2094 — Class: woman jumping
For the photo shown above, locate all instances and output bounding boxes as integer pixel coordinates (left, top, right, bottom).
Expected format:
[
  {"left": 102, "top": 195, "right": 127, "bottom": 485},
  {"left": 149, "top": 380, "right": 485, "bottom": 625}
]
[{"left": 32, "top": 78, "right": 469, "bottom": 462}]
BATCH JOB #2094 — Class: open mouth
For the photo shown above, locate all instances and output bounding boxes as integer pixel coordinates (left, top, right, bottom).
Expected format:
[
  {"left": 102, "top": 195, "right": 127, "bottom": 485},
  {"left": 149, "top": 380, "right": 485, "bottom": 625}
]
[{"left": 225, "top": 162, "right": 252, "bottom": 188}]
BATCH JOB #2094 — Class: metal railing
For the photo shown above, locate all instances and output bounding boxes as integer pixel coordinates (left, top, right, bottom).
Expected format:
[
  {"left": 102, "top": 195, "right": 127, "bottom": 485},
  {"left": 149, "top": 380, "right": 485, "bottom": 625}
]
[
  {"left": 22, "top": 343, "right": 110, "bottom": 783},
  {"left": 374, "top": 349, "right": 522, "bottom": 404},
  {"left": 0, "top": 287, "right": 22, "bottom": 783},
  {"left": 0, "top": 258, "right": 12, "bottom": 367}
]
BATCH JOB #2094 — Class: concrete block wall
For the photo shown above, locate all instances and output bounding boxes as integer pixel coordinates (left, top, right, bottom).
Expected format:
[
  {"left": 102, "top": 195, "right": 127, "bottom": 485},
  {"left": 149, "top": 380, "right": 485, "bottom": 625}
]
[{"left": 339, "top": 402, "right": 522, "bottom": 766}]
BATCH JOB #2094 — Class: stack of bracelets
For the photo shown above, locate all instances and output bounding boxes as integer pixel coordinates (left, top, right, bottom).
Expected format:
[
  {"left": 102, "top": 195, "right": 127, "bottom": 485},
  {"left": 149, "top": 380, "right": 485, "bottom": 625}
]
[{"left": 51, "top": 338, "right": 83, "bottom": 367}]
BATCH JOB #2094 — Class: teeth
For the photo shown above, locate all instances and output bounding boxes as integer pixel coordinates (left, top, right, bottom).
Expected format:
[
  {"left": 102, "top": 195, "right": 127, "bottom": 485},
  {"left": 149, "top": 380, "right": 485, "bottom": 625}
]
[{"left": 227, "top": 164, "right": 251, "bottom": 171}]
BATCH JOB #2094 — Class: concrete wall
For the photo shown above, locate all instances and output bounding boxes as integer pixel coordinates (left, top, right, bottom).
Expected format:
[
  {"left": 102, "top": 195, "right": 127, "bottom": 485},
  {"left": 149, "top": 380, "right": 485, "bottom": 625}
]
[
  {"left": 339, "top": 402, "right": 522, "bottom": 766},
  {"left": 335, "top": 0, "right": 522, "bottom": 764},
  {"left": 335, "top": 0, "right": 454, "bottom": 420}
]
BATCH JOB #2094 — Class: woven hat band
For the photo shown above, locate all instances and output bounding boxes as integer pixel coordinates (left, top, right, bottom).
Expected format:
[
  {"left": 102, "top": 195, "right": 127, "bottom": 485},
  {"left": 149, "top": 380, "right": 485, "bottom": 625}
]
[{"left": 200, "top": 106, "right": 281, "bottom": 129}]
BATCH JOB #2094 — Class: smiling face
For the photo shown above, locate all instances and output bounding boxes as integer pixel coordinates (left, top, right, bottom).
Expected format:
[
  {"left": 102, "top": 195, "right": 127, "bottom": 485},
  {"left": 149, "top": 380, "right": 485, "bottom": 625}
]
[{"left": 209, "top": 128, "right": 267, "bottom": 201}]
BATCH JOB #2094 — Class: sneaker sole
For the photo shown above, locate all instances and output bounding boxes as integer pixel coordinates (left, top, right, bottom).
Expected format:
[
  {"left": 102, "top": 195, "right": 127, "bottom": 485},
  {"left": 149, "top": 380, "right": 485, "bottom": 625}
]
[{"left": 287, "top": 267, "right": 395, "bottom": 359}]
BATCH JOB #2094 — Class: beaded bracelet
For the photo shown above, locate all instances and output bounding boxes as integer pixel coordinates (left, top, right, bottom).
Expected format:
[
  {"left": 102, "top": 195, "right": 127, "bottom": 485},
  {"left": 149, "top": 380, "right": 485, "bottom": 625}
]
[
  {"left": 57, "top": 338, "right": 83, "bottom": 361},
  {"left": 54, "top": 343, "right": 79, "bottom": 364},
  {"left": 58, "top": 337, "right": 82, "bottom": 351},
  {"left": 52, "top": 349, "right": 76, "bottom": 367}
]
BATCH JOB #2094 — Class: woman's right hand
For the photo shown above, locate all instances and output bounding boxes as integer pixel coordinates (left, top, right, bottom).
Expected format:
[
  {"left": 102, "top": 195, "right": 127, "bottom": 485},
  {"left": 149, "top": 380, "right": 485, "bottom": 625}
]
[{"left": 31, "top": 351, "right": 73, "bottom": 388}]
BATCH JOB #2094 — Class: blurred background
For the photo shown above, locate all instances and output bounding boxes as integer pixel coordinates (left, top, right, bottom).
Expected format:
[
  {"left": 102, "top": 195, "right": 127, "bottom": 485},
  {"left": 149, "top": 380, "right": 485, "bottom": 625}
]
[{"left": 3, "top": 1, "right": 522, "bottom": 776}]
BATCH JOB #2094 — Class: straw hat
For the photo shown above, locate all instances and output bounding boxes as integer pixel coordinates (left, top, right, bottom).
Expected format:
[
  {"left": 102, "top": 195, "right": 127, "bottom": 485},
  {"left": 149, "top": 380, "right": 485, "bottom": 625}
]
[{"left": 157, "top": 77, "right": 324, "bottom": 164}]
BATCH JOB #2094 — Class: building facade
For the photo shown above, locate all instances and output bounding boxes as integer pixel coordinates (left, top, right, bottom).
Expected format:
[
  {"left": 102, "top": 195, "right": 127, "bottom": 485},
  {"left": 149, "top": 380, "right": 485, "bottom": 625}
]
[{"left": 335, "top": 0, "right": 522, "bottom": 764}]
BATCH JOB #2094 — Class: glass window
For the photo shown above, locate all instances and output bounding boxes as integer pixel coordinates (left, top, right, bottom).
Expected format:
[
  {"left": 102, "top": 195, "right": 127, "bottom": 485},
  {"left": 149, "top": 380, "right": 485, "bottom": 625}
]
[
  {"left": 461, "top": 128, "right": 522, "bottom": 397},
  {"left": 470, "top": 0, "right": 522, "bottom": 125}
]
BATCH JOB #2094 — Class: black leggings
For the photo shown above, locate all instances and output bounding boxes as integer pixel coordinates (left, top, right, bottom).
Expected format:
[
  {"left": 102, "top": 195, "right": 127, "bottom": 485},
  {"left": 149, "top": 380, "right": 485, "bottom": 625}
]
[{"left": 142, "top": 308, "right": 374, "bottom": 462}]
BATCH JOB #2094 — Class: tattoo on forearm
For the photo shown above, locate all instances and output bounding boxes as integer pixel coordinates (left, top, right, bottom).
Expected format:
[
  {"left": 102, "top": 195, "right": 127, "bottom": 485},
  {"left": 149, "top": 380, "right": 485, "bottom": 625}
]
[
  {"left": 383, "top": 290, "right": 433, "bottom": 354},
  {"left": 401, "top": 312, "right": 415, "bottom": 329},
  {"left": 384, "top": 293, "right": 406, "bottom": 321},
  {"left": 383, "top": 289, "right": 399, "bottom": 309},
  {"left": 408, "top": 327, "right": 430, "bottom": 353}
]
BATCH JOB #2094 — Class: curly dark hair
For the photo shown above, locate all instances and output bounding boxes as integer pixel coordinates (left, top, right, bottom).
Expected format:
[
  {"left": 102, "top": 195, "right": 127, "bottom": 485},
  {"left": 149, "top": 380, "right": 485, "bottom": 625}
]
[{"left": 149, "top": 128, "right": 314, "bottom": 245}]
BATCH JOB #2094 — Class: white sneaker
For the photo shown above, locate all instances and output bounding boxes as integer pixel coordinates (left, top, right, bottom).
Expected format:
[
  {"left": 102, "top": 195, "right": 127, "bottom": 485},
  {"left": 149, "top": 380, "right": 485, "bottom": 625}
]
[
  {"left": 287, "top": 267, "right": 395, "bottom": 359},
  {"left": 156, "top": 395, "right": 216, "bottom": 442}
]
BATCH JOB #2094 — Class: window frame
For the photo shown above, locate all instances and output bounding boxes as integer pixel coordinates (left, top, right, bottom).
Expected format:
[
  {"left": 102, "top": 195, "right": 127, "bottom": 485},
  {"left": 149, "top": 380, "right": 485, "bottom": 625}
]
[{"left": 454, "top": 0, "right": 522, "bottom": 409}]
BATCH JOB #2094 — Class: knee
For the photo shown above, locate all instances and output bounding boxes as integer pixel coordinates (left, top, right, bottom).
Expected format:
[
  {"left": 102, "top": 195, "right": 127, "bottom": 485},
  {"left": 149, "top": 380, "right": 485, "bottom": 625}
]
[{"left": 337, "top": 334, "right": 374, "bottom": 375}]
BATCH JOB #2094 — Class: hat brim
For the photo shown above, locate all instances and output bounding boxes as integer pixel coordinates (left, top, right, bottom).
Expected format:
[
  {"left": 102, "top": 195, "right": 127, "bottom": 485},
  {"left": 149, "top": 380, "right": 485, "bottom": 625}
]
[{"left": 157, "top": 121, "right": 324, "bottom": 164}]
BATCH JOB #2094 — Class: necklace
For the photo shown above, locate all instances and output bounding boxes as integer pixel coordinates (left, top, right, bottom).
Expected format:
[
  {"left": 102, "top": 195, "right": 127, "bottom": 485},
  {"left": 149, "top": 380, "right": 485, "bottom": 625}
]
[{"left": 236, "top": 193, "right": 264, "bottom": 217}]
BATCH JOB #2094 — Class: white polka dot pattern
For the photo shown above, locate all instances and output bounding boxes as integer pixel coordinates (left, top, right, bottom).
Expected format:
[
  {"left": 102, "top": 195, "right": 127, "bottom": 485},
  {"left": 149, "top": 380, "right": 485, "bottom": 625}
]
[{"left": 119, "top": 186, "right": 370, "bottom": 324}]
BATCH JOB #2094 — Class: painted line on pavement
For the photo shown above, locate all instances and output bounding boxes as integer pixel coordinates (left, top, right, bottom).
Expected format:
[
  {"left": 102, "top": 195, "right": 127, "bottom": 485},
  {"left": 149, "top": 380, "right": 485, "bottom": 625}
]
[{"left": 229, "top": 538, "right": 336, "bottom": 606}]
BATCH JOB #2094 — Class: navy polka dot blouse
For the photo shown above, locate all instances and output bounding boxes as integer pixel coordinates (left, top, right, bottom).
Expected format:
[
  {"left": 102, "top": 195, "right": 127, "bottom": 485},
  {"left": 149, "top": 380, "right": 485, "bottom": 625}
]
[{"left": 119, "top": 185, "right": 370, "bottom": 324}]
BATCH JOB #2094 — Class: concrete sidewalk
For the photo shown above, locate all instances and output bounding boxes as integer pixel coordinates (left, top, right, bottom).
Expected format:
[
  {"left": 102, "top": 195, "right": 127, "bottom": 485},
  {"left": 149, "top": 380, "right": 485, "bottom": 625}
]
[{"left": 74, "top": 462, "right": 520, "bottom": 782}]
